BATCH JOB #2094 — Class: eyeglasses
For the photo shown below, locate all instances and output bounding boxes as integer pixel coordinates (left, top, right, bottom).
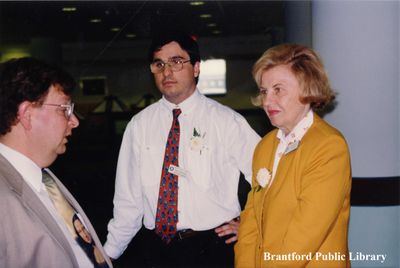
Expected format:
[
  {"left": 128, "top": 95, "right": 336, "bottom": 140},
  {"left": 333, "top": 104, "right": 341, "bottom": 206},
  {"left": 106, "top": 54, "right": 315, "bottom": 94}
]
[
  {"left": 150, "top": 57, "right": 191, "bottom": 74},
  {"left": 42, "top": 103, "right": 75, "bottom": 119}
]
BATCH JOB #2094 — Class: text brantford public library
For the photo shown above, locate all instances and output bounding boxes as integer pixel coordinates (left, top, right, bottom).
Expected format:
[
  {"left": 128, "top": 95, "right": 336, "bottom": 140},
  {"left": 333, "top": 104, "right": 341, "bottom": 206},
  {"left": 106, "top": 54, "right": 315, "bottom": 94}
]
[{"left": 263, "top": 251, "right": 387, "bottom": 264}]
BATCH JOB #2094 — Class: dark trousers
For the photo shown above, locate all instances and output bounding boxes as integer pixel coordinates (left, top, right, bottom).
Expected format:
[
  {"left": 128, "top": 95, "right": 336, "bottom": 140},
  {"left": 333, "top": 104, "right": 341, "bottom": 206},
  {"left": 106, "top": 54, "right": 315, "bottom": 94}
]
[{"left": 143, "top": 228, "right": 234, "bottom": 268}]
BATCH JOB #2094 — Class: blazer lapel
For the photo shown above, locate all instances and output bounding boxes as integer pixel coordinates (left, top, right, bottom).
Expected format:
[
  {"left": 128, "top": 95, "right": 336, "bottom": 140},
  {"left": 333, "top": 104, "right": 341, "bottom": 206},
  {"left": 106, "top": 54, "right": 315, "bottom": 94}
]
[
  {"left": 45, "top": 169, "right": 113, "bottom": 268},
  {"left": 252, "top": 137, "right": 279, "bottom": 240},
  {"left": 0, "top": 155, "right": 78, "bottom": 267},
  {"left": 23, "top": 183, "right": 79, "bottom": 267}
]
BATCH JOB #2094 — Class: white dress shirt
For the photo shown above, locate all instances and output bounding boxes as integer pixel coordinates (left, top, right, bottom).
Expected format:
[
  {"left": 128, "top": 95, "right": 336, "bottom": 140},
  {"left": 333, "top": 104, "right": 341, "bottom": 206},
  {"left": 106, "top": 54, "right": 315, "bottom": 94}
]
[
  {"left": 104, "top": 89, "right": 260, "bottom": 259},
  {"left": 0, "top": 143, "right": 94, "bottom": 268}
]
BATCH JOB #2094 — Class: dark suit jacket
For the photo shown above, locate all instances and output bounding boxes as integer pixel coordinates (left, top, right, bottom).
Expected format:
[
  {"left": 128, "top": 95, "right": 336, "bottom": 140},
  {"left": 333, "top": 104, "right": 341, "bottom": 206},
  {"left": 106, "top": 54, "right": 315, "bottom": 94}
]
[{"left": 0, "top": 154, "right": 113, "bottom": 268}]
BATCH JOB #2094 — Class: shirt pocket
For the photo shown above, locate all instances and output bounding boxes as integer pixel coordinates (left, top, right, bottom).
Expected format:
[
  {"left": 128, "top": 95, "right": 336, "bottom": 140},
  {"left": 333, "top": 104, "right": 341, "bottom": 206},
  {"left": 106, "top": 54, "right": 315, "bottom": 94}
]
[
  {"left": 186, "top": 145, "right": 214, "bottom": 191},
  {"left": 139, "top": 145, "right": 163, "bottom": 187}
]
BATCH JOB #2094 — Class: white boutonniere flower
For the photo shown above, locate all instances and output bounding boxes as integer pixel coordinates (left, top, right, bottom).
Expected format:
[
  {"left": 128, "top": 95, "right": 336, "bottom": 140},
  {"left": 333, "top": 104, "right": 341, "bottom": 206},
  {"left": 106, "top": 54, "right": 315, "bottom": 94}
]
[
  {"left": 255, "top": 168, "right": 272, "bottom": 192},
  {"left": 190, "top": 128, "right": 206, "bottom": 154}
]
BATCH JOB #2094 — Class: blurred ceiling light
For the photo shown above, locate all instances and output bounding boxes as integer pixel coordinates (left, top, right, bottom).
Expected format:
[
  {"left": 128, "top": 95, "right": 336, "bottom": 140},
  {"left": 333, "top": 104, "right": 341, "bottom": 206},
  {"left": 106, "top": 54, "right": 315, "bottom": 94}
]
[
  {"left": 110, "top": 27, "right": 121, "bottom": 32},
  {"left": 90, "top": 18, "right": 102, "bottom": 23},
  {"left": 212, "top": 30, "right": 221, "bottom": 35},
  {"left": 199, "top": 14, "right": 212, "bottom": 19},
  {"left": 190, "top": 1, "right": 205, "bottom": 6},
  {"left": 126, "top": 33, "right": 136, "bottom": 38},
  {"left": 207, "top": 23, "right": 217, "bottom": 27},
  {"left": 62, "top": 7, "right": 77, "bottom": 12}
]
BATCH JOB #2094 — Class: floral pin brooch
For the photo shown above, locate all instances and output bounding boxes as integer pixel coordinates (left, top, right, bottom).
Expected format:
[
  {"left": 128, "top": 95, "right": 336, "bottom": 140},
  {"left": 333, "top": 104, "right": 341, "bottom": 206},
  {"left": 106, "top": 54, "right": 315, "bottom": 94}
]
[
  {"left": 255, "top": 168, "right": 272, "bottom": 192},
  {"left": 190, "top": 128, "right": 206, "bottom": 154}
]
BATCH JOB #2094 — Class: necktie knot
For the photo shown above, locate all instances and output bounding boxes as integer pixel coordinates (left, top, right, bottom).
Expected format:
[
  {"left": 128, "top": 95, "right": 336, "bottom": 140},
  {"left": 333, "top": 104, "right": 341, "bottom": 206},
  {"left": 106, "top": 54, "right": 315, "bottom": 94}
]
[
  {"left": 42, "top": 169, "right": 52, "bottom": 184},
  {"left": 173, "top": 108, "right": 181, "bottom": 119}
]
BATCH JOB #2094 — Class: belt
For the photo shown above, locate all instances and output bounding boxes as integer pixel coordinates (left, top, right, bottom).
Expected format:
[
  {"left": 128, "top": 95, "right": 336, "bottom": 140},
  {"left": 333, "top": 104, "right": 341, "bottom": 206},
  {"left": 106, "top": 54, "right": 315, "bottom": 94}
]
[
  {"left": 148, "top": 217, "right": 240, "bottom": 241},
  {"left": 175, "top": 229, "right": 214, "bottom": 240}
]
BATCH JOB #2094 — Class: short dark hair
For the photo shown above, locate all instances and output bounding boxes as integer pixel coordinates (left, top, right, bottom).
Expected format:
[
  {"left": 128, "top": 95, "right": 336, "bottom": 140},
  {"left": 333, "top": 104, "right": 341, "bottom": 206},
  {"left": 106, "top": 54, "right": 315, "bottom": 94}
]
[
  {"left": 0, "top": 57, "right": 76, "bottom": 135},
  {"left": 148, "top": 31, "right": 201, "bottom": 84},
  {"left": 148, "top": 31, "right": 200, "bottom": 64}
]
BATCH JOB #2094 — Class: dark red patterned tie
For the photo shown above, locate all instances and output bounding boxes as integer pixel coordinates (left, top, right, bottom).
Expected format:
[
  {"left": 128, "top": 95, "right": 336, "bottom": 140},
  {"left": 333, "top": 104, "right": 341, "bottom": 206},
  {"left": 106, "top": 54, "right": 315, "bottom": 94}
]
[{"left": 155, "top": 108, "right": 181, "bottom": 243}]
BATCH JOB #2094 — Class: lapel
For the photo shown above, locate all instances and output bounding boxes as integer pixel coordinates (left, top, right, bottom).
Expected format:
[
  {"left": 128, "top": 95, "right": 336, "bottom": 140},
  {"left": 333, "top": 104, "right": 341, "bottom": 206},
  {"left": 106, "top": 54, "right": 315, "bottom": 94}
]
[
  {"left": 263, "top": 146, "right": 298, "bottom": 203},
  {"left": 251, "top": 135, "right": 278, "bottom": 241},
  {"left": 45, "top": 169, "right": 113, "bottom": 268},
  {"left": 0, "top": 154, "right": 79, "bottom": 267},
  {"left": 253, "top": 125, "right": 306, "bottom": 238},
  {"left": 255, "top": 114, "right": 320, "bottom": 237}
]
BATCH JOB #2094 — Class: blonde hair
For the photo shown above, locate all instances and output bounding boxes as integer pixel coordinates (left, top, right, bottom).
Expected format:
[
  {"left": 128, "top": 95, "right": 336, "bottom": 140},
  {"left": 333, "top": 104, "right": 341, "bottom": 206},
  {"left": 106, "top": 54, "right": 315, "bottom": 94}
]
[{"left": 252, "top": 43, "right": 335, "bottom": 110}]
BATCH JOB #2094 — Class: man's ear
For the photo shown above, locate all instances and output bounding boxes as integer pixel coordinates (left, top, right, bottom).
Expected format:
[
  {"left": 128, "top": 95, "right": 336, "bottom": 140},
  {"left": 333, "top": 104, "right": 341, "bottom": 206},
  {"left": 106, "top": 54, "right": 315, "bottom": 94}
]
[
  {"left": 17, "top": 101, "right": 34, "bottom": 130},
  {"left": 194, "top": 61, "right": 200, "bottom": 78}
]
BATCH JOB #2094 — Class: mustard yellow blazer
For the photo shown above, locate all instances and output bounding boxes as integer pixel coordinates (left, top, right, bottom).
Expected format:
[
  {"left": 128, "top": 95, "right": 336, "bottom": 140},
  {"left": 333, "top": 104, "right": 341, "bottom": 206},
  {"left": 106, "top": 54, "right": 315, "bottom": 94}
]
[{"left": 235, "top": 114, "right": 352, "bottom": 268}]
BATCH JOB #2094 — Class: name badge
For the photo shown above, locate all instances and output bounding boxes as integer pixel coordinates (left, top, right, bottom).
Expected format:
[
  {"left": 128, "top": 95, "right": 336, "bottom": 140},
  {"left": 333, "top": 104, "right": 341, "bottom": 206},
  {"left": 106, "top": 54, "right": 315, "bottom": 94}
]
[
  {"left": 168, "top": 165, "right": 189, "bottom": 178},
  {"left": 284, "top": 140, "right": 300, "bottom": 155}
]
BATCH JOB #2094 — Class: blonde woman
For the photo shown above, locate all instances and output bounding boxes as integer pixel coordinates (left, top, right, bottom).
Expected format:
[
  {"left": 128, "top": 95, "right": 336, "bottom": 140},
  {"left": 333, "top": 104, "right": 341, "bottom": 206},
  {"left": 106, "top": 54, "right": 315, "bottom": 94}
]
[{"left": 235, "top": 44, "right": 352, "bottom": 268}]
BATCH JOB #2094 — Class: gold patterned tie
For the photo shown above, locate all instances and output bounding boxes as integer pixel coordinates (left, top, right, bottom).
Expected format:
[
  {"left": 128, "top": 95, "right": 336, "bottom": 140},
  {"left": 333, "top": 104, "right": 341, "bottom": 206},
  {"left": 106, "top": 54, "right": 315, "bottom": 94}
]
[{"left": 42, "top": 169, "right": 108, "bottom": 268}]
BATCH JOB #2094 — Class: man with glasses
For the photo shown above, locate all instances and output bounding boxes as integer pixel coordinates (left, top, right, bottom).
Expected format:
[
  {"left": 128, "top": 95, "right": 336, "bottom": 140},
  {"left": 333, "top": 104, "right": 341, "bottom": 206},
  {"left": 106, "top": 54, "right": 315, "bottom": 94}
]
[
  {"left": 104, "top": 31, "right": 260, "bottom": 267},
  {"left": 0, "top": 57, "right": 112, "bottom": 268}
]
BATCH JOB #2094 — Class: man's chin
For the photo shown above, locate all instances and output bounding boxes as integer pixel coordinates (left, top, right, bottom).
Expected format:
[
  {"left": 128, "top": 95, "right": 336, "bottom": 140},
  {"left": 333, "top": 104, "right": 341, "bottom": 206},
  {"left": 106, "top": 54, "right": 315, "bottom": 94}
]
[
  {"left": 56, "top": 146, "right": 67, "bottom": 155},
  {"left": 42, "top": 154, "right": 59, "bottom": 168}
]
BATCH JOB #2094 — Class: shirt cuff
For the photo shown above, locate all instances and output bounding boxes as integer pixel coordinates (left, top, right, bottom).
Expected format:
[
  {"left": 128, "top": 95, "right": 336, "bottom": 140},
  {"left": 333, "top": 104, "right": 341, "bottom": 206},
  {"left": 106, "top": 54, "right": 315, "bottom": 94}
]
[{"left": 103, "top": 241, "right": 124, "bottom": 260}]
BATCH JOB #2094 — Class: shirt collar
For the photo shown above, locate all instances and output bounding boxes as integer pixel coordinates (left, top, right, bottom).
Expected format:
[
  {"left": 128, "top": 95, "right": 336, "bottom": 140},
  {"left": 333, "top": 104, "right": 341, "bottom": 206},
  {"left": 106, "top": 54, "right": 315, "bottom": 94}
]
[
  {"left": 160, "top": 88, "right": 201, "bottom": 115},
  {"left": 0, "top": 143, "right": 43, "bottom": 192},
  {"left": 277, "top": 110, "right": 314, "bottom": 143}
]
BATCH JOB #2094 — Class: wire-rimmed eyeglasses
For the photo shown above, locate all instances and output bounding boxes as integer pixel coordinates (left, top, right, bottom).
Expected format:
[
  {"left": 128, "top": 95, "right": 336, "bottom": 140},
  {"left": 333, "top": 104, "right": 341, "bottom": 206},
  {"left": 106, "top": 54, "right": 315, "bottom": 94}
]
[
  {"left": 150, "top": 57, "right": 191, "bottom": 74},
  {"left": 42, "top": 103, "right": 75, "bottom": 119}
]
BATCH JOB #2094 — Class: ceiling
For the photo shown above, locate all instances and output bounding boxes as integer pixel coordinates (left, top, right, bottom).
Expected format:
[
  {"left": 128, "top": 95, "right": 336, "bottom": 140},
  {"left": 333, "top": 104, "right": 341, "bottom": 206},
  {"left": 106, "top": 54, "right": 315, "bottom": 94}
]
[{"left": 0, "top": 1, "right": 285, "bottom": 45}]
